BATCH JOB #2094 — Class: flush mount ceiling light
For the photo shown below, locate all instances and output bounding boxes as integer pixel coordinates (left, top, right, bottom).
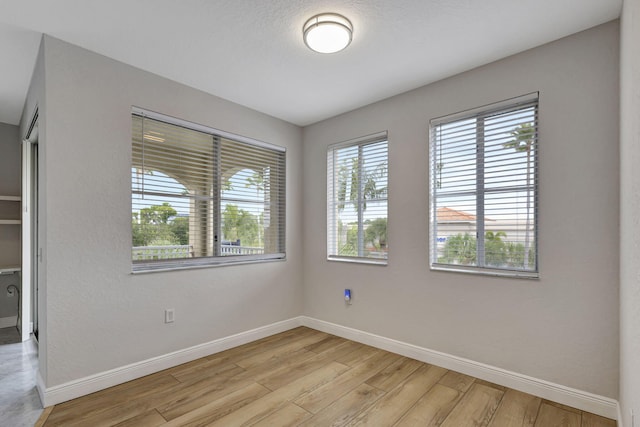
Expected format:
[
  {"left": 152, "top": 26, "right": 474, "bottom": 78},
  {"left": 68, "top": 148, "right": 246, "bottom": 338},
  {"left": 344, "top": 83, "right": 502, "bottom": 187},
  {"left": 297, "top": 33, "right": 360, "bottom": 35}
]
[{"left": 303, "top": 13, "right": 353, "bottom": 54}]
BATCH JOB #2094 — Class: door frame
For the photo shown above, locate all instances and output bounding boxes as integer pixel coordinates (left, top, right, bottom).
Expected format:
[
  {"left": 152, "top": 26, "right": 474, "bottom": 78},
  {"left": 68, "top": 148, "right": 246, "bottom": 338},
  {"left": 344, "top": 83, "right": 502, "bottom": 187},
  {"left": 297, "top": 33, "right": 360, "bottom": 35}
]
[{"left": 21, "top": 109, "right": 38, "bottom": 342}]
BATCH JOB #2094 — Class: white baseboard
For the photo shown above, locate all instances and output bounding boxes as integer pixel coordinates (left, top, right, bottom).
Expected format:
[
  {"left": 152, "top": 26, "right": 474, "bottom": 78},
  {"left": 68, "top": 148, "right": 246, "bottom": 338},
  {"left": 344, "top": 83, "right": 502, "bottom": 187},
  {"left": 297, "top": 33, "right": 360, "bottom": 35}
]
[
  {"left": 38, "top": 316, "right": 304, "bottom": 407},
  {"left": 37, "top": 315, "right": 618, "bottom": 421},
  {"left": 300, "top": 316, "right": 618, "bottom": 420},
  {"left": 0, "top": 316, "right": 17, "bottom": 329}
]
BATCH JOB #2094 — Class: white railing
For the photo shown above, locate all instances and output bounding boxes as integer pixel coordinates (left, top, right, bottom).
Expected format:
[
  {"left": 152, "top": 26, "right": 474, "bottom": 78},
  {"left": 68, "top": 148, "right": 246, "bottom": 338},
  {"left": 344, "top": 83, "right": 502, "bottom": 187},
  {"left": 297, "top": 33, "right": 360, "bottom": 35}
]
[
  {"left": 132, "top": 245, "right": 193, "bottom": 261},
  {"left": 133, "top": 244, "right": 264, "bottom": 260},
  {"left": 220, "top": 245, "right": 264, "bottom": 255}
]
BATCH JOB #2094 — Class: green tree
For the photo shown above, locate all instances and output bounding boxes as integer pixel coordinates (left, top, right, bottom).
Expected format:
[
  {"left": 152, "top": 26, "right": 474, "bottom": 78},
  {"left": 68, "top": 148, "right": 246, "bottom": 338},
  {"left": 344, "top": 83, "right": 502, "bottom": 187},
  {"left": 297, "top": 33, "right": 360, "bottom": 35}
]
[
  {"left": 484, "top": 231, "right": 507, "bottom": 267},
  {"left": 222, "top": 204, "right": 260, "bottom": 247},
  {"left": 133, "top": 203, "right": 178, "bottom": 246},
  {"left": 440, "top": 233, "right": 477, "bottom": 265},
  {"left": 504, "top": 123, "right": 536, "bottom": 269},
  {"left": 364, "top": 218, "right": 388, "bottom": 251},
  {"left": 139, "top": 202, "right": 177, "bottom": 225},
  {"left": 336, "top": 155, "right": 388, "bottom": 256},
  {"left": 170, "top": 216, "right": 189, "bottom": 245}
]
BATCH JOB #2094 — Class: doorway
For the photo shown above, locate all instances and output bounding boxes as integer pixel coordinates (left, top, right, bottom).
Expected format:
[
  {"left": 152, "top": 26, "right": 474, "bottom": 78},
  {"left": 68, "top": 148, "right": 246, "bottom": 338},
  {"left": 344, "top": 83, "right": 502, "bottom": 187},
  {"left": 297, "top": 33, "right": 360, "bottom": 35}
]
[{"left": 21, "top": 110, "right": 38, "bottom": 342}]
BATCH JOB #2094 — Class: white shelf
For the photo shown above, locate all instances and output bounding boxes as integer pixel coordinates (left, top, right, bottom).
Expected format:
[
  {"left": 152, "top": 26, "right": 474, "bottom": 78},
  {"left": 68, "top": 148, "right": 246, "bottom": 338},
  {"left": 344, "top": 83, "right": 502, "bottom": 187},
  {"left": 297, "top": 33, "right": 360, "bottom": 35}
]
[
  {"left": 0, "top": 195, "right": 21, "bottom": 202},
  {"left": 0, "top": 265, "right": 20, "bottom": 274},
  {"left": 0, "top": 219, "right": 21, "bottom": 225},
  {"left": 0, "top": 195, "right": 21, "bottom": 224}
]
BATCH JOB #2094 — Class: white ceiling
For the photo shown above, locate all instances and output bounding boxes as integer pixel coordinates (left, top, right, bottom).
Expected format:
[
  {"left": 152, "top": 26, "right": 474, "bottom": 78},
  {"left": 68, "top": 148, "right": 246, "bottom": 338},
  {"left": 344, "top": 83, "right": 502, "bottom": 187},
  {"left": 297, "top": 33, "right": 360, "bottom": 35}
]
[{"left": 0, "top": 0, "right": 622, "bottom": 127}]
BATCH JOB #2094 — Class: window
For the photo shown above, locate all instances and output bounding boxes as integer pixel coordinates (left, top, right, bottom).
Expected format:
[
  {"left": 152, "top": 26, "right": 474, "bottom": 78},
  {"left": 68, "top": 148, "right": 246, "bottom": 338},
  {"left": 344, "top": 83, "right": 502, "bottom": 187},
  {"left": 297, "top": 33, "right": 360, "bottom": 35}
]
[
  {"left": 327, "top": 133, "right": 388, "bottom": 263},
  {"left": 131, "top": 109, "right": 286, "bottom": 271},
  {"left": 430, "top": 93, "right": 538, "bottom": 277}
]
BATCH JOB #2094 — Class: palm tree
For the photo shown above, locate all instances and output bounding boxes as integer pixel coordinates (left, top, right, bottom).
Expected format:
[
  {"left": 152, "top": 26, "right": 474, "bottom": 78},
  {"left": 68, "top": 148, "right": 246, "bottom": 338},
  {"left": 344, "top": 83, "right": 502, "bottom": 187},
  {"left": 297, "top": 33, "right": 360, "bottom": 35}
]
[{"left": 503, "top": 123, "right": 536, "bottom": 269}]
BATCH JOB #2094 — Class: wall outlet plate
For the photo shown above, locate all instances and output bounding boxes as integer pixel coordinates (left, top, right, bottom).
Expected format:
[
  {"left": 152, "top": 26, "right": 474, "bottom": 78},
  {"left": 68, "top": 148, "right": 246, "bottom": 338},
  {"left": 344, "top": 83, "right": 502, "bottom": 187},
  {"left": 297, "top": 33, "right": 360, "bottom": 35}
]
[{"left": 165, "top": 309, "right": 175, "bottom": 323}]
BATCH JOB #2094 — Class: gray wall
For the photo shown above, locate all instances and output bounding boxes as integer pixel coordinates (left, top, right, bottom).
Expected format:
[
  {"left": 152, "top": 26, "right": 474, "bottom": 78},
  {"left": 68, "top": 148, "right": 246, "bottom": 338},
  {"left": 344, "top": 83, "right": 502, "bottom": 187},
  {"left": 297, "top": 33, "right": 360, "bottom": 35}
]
[
  {"left": 0, "top": 122, "right": 21, "bottom": 322},
  {"left": 619, "top": 0, "right": 640, "bottom": 424},
  {"left": 30, "top": 36, "right": 304, "bottom": 387},
  {"left": 302, "top": 21, "right": 619, "bottom": 398}
]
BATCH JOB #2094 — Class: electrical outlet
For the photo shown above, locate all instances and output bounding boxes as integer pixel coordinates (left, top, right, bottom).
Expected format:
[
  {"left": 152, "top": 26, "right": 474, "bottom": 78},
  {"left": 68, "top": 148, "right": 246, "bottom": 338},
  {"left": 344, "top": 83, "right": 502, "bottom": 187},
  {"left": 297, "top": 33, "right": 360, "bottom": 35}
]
[
  {"left": 344, "top": 289, "right": 352, "bottom": 305},
  {"left": 6, "top": 287, "right": 14, "bottom": 297},
  {"left": 165, "top": 309, "right": 175, "bottom": 323}
]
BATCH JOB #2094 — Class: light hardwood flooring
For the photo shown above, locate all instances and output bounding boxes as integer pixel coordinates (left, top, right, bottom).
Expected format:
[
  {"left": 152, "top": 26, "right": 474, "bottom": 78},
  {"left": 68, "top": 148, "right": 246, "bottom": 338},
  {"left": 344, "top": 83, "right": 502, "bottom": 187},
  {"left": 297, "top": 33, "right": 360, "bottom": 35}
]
[{"left": 37, "top": 327, "right": 616, "bottom": 426}]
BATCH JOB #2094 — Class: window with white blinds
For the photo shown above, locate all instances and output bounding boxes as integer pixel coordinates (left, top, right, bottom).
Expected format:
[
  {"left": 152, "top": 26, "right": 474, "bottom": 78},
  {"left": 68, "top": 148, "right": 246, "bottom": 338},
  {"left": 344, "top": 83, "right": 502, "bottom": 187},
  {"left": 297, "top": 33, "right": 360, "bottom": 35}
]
[
  {"left": 131, "top": 109, "right": 286, "bottom": 272},
  {"left": 327, "top": 133, "right": 388, "bottom": 264},
  {"left": 430, "top": 93, "right": 538, "bottom": 277}
]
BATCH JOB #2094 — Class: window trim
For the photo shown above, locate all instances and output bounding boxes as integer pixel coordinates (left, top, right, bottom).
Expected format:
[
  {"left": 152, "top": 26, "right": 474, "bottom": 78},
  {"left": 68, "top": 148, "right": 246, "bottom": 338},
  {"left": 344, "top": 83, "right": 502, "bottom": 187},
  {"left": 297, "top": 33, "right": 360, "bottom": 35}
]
[
  {"left": 327, "top": 131, "right": 389, "bottom": 265},
  {"left": 429, "top": 93, "right": 539, "bottom": 278},
  {"left": 131, "top": 107, "right": 286, "bottom": 273}
]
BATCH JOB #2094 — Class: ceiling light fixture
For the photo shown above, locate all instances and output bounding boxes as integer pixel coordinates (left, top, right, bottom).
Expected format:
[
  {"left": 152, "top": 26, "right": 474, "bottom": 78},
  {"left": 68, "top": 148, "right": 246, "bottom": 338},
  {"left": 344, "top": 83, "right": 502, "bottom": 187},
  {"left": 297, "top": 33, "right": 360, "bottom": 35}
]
[{"left": 303, "top": 13, "right": 353, "bottom": 54}]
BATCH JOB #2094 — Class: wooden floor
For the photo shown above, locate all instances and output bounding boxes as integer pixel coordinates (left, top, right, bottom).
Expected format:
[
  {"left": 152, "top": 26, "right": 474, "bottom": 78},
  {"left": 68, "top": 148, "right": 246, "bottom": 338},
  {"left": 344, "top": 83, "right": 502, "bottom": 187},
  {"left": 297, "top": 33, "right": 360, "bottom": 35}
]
[{"left": 37, "top": 327, "right": 616, "bottom": 426}]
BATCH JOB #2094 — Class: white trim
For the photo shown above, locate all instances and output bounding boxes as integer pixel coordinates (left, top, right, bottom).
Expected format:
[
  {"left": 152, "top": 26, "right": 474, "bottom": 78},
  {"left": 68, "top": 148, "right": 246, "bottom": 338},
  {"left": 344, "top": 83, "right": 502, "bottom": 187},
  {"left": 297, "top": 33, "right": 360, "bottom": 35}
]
[
  {"left": 617, "top": 402, "right": 625, "bottom": 427},
  {"left": 131, "top": 106, "right": 286, "bottom": 153},
  {"left": 37, "top": 317, "right": 304, "bottom": 407},
  {"left": 0, "top": 316, "right": 17, "bottom": 329},
  {"left": 327, "top": 130, "right": 388, "bottom": 151},
  {"left": 299, "top": 316, "right": 618, "bottom": 420},
  {"left": 36, "top": 315, "right": 618, "bottom": 421}
]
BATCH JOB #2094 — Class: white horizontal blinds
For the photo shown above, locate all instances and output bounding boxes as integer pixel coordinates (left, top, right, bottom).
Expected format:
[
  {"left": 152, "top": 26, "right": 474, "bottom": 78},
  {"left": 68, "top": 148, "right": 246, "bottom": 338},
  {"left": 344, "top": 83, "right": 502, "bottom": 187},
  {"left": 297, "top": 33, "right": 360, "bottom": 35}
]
[
  {"left": 132, "top": 112, "right": 286, "bottom": 270},
  {"left": 431, "top": 94, "right": 538, "bottom": 274},
  {"left": 219, "top": 137, "right": 286, "bottom": 256},
  {"left": 132, "top": 115, "right": 215, "bottom": 265},
  {"left": 328, "top": 135, "right": 388, "bottom": 261}
]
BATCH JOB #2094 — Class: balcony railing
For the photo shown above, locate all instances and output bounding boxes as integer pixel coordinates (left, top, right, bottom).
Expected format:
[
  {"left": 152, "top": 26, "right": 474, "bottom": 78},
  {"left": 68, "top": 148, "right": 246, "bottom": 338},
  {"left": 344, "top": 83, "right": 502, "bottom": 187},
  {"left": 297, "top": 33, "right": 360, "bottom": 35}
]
[{"left": 132, "top": 244, "right": 264, "bottom": 261}]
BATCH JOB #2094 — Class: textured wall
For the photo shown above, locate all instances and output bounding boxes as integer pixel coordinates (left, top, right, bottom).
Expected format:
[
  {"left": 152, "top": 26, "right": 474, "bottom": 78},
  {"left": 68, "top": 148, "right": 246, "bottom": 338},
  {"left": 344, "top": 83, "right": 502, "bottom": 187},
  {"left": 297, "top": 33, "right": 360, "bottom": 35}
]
[
  {"left": 302, "top": 21, "right": 620, "bottom": 398},
  {"left": 35, "top": 36, "right": 304, "bottom": 387}
]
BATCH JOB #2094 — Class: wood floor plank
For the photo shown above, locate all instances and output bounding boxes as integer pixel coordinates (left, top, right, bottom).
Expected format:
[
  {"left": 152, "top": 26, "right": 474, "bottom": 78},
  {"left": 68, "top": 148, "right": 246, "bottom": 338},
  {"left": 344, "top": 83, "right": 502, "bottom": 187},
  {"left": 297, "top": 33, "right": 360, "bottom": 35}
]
[
  {"left": 295, "top": 350, "right": 401, "bottom": 414},
  {"left": 156, "top": 371, "right": 257, "bottom": 420},
  {"left": 257, "top": 344, "right": 353, "bottom": 391},
  {"left": 440, "top": 383, "right": 504, "bottom": 427},
  {"left": 534, "top": 402, "right": 581, "bottom": 427},
  {"left": 305, "top": 335, "right": 349, "bottom": 353},
  {"left": 346, "top": 364, "right": 447, "bottom": 426},
  {"left": 365, "top": 356, "right": 424, "bottom": 392},
  {"left": 112, "top": 409, "right": 166, "bottom": 427},
  {"left": 170, "top": 359, "right": 243, "bottom": 385},
  {"left": 207, "top": 361, "right": 351, "bottom": 426},
  {"left": 203, "top": 327, "right": 317, "bottom": 364},
  {"left": 161, "top": 382, "right": 271, "bottom": 427},
  {"left": 488, "top": 389, "right": 542, "bottom": 427},
  {"left": 581, "top": 412, "right": 617, "bottom": 427},
  {"left": 438, "top": 370, "right": 476, "bottom": 393},
  {"left": 298, "top": 383, "right": 386, "bottom": 427},
  {"left": 248, "top": 402, "right": 311, "bottom": 426},
  {"left": 44, "top": 374, "right": 181, "bottom": 426},
  {"left": 335, "top": 344, "right": 385, "bottom": 367},
  {"left": 234, "top": 330, "right": 329, "bottom": 369},
  {"left": 394, "top": 380, "right": 460, "bottom": 426}
]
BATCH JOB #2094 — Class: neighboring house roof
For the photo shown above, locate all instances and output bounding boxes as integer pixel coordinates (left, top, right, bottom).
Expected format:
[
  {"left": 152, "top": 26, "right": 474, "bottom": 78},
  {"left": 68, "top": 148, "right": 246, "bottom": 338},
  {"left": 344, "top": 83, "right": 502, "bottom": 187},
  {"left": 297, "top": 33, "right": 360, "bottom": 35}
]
[{"left": 437, "top": 207, "right": 494, "bottom": 222}]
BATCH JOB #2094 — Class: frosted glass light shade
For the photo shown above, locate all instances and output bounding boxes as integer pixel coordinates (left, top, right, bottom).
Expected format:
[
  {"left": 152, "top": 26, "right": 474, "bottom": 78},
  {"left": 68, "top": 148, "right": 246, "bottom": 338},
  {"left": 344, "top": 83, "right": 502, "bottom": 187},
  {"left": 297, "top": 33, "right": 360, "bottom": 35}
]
[{"left": 303, "top": 13, "right": 353, "bottom": 54}]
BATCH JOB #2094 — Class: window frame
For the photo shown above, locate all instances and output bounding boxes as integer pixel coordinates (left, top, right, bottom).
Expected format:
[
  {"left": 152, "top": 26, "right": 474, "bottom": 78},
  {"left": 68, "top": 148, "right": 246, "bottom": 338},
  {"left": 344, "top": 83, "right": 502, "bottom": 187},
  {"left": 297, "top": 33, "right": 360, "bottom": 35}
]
[
  {"left": 131, "top": 107, "right": 286, "bottom": 273},
  {"left": 429, "top": 93, "right": 539, "bottom": 278},
  {"left": 327, "top": 131, "right": 389, "bottom": 265}
]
